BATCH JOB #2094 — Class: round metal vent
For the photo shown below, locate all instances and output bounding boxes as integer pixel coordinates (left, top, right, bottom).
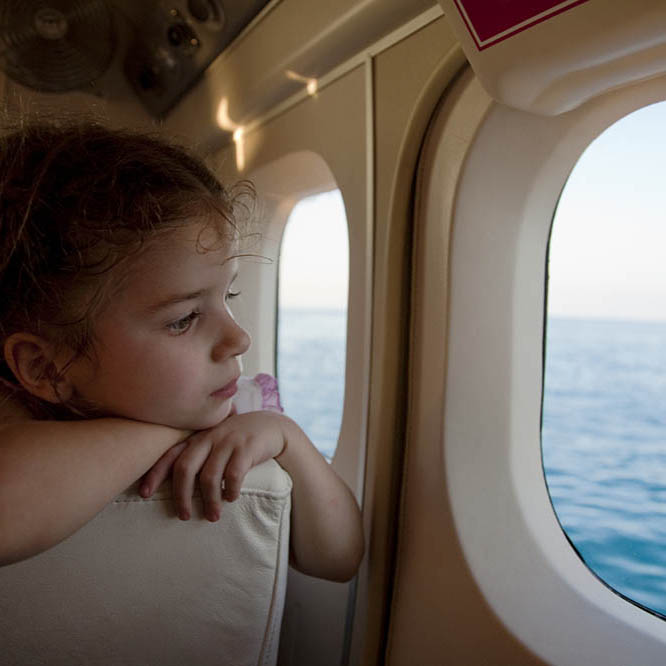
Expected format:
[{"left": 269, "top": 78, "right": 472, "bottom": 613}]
[{"left": 0, "top": 0, "right": 115, "bottom": 93}]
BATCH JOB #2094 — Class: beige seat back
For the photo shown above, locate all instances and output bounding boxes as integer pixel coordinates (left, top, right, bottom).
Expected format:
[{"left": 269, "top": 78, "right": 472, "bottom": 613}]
[{"left": 0, "top": 459, "right": 291, "bottom": 666}]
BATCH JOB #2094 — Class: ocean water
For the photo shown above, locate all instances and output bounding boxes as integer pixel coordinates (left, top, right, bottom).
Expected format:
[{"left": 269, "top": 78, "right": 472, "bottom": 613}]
[
  {"left": 278, "top": 309, "right": 666, "bottom": 619},
  {"left": 277, "top": 309, "right": 347, "bottom": 460},
  {"left": 543, "top": 316, "right": 666, "bottom": 618}
]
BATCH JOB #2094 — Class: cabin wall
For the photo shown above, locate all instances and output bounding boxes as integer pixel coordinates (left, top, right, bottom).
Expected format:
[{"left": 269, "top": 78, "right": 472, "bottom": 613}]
[
  {"left": 385, "top": 69, "right": 545, "bottom": 665},
  {"left": 362, "top": 17, "right": 466, "bottom": 665},
  {"left": 368, "top": 18, "right": 546, "bottom": 665},
  {"left": 165, "top": 0, "right": 438, "bottom": 151}
]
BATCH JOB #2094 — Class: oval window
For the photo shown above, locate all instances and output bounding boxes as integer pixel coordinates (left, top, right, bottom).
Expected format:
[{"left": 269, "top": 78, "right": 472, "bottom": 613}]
[
  {"left": 277, "top": 190, "right": 349, "bottom": 460},
  {"left": 543, "top": 101, "right": 666, "bottom": 618}
]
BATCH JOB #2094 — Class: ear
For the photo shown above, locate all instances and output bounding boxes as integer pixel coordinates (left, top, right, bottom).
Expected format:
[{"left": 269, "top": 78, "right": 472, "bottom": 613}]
[{"left": 3, "top": 332, "right": 74, "bottom": 403}]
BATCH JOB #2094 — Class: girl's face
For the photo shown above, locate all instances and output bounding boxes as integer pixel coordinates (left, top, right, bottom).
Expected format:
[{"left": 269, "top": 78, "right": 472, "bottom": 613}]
[{"left": 63, "top": 222, "right": 251, "bottom": 430}]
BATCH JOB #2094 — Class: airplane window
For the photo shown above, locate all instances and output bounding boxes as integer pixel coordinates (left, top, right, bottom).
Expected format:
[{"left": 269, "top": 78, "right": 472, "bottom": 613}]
[
  {"left": 543, "top": 101, "right": 666, "bottom": 618},
  {"left": 277, "top": 190, "right": 349, "bottom": 460}
]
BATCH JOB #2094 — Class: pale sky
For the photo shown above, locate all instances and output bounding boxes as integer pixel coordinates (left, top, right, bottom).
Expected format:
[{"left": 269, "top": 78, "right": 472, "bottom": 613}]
[
  {"left": 279, "top": 189, "right": 349, "bottom": 309},
  {"left": 281, "top": 102, "right": 666, "bottom": 320},
  {"left": 548, "top": 100, "right": 666, "bottom": 322}
]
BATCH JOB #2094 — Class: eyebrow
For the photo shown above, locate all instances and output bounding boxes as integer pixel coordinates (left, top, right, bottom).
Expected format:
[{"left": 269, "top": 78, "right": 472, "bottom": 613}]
[
  {"left": 145, "top": 290, "right": 205, "bottom": 313},
  {"left": 144, "top": 269, "right": 239, "bottom": 313}
]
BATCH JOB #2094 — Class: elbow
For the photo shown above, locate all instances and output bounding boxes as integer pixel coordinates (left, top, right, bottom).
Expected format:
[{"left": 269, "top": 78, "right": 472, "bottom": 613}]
[
  {"left": 0, "top": 528, "right": 30, "bottom": 568},
  {"left": 0, "top": 506, "right": 22, "bottom": 567},
  {"left": 0, "top": 499, "right": 55, "bottom": 568},
  {"left": 292, "top": 528, "right": 365, "bottom": 583},
  {"left": 325, "top": 557, "right": 363, "bottom": 583},
  {"left": 293, "top": 558, "right": 362, "bottom": 583},
  {"left": 333, "top": 532, "right": 365, "bottom": 583},
  {"left": 0, "top": 522, "right": 45, "bottom": 568}
]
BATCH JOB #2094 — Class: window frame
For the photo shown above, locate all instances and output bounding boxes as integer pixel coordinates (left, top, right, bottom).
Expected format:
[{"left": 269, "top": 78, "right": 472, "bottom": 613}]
[
  {"left": 276, "top": 188, "right": 350, "bottom": 460},
  {"left": 408, "top": 71, "right": 666, "bottom": 662}
]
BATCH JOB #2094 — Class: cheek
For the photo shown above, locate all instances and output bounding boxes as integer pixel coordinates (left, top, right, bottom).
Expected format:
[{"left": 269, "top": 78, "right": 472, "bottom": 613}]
[
  {"left": 96, "top": 337, "right": 188, "bottom": 393},
  {"left": 137, "top": 345, "right": 205, "bottom": 395},
  {"left": 88, "top": 322, "right": 212, "bottom": 414}
]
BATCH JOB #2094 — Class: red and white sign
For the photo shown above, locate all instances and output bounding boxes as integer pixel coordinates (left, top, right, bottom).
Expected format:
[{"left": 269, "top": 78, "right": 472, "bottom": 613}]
[{"left": 452, "top": 0, "right": 591, "bottom": 50}]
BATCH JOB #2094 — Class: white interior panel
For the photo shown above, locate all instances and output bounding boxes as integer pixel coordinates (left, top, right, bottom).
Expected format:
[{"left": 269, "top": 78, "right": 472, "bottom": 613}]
[{"left": 431, "top": 75, "right": 666, "bottom": 663}]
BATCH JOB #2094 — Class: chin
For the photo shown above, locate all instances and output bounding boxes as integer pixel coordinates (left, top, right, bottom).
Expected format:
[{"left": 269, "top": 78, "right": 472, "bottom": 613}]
[{"left": 184, "top": 402, "right": 234, "bottom": 431}]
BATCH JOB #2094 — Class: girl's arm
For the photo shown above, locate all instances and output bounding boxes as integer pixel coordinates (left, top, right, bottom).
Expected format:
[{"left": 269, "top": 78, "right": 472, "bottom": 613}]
[
  {"left": 276, "top": 417, "right": 364, "bottom": 582},
  {"left": 142, "top": 410, "right": 364, "bottom": 582},
  {"left": 0, "top": 405, "right": 188, "bottom": 567}
]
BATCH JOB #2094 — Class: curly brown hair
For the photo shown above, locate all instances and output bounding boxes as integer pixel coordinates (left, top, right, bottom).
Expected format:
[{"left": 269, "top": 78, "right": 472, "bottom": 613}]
[{"left": 0, "top": 122, "right": 253, "bottom": 418}]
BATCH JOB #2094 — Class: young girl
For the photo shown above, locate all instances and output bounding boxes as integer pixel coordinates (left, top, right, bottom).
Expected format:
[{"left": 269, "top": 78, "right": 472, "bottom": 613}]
[{"left": 0, "top": 123, "right": 364, "bottom": 581}]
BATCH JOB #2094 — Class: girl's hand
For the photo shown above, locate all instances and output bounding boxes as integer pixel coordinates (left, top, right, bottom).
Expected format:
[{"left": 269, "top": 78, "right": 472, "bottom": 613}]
[
  {"left": 140, "top": 411, "right": 287, "bottom": 522},
  {"left": 142, "top": 410, "right": 364, "bottom": 580}
]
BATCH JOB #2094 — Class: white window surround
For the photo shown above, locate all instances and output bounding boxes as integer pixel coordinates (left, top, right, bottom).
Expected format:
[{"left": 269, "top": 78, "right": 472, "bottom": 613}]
[
  {"left": 418, "top": 73, "right": 666, "bottom": 663},
  {"left": 246, "top": 152, "right": 366, "bottom": 478}
]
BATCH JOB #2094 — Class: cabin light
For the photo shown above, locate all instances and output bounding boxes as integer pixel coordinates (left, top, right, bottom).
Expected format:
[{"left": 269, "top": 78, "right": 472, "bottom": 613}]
[
  {"left": 285, "top": 70, "right": 318, "bottom": 96},
  {"left": 216, "top": 97, "right": 238, "bottom": 132},
  {"left": 233, "top": 128, "right": 245, "bottom": 171},
  {"left": 216, "top": 98, "right": 246, "bottom": 171}
]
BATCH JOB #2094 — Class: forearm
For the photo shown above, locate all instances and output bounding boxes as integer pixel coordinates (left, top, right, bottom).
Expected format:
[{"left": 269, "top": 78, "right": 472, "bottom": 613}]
[
  {"left": 276, "top": 417, "right": 364, "bottom": 582},
  {"left": 0, "top": 418, "right": 187, "bottom": 566}
]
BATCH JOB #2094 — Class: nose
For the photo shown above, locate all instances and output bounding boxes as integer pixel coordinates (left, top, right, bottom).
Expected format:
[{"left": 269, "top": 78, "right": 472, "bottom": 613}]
[{"left": 211, "top": 311, "right": 251, "bottom": 362}]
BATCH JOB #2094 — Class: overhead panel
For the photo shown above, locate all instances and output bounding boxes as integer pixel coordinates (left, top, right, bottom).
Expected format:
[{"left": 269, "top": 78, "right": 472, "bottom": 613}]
[
  {"left": 439, "top": 0, "right": 666, "bottom": 115},
  {"left": 0, "top": 0, "right": 271, "bottom": 118}
]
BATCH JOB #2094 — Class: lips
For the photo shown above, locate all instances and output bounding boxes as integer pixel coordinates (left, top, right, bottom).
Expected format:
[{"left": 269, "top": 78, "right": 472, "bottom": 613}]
[{"left": 211, "top": 377, "right": 239, "bottom": 399}]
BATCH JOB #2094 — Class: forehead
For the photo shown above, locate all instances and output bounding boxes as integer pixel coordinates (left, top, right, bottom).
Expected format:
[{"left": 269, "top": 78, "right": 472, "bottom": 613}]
[
  {"left": 139, "top": 222, "right": 234, "bottom": 265},
  {"left": 113, "top": 223, "right": 237, "bottom": 305}
]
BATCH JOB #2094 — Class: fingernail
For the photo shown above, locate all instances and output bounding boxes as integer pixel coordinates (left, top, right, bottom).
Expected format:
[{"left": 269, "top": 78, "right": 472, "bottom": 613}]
[
  {"left": 208, "top": 510, "right": 220, "bottom": 522},
  {"left": 140, "top": 483, "right": 150, "bottom": 498},
  {"left": 179, "top": 510, "right": 190, "bottom": 521}
]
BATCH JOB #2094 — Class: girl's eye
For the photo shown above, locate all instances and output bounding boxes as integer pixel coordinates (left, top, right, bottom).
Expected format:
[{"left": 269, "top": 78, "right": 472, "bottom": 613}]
[
  {"left": 166, "top": 310, "right": 200, "bottom": 335},
  {"left": 225, "top": 289, "right": 241, "bottom": 302}
]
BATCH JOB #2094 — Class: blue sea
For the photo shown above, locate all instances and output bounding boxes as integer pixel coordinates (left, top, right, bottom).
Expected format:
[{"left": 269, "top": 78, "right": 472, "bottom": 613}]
[
  {"left": 278, "top": 309, "right": 666, "bottom": 619},
  {"left": 277, "top": 309, "right": 347, "bottom": 460},
  {"left": 543, "top": 316, "right": 666, "bottom": 618}
]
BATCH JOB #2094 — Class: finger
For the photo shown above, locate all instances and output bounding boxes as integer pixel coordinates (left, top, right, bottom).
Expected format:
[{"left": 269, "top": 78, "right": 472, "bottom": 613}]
[
  {"left": 140, "top": 441, "right": 188, "bottom": 497},
  {"left": 172, "top": 435, "right": 212, "bottom": 520},
  {"left": 223, "top": 447, "right": 253, "bottom": 502},
  {"left": 198, "top": 444, "right": 235, "bottom": 522}
]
